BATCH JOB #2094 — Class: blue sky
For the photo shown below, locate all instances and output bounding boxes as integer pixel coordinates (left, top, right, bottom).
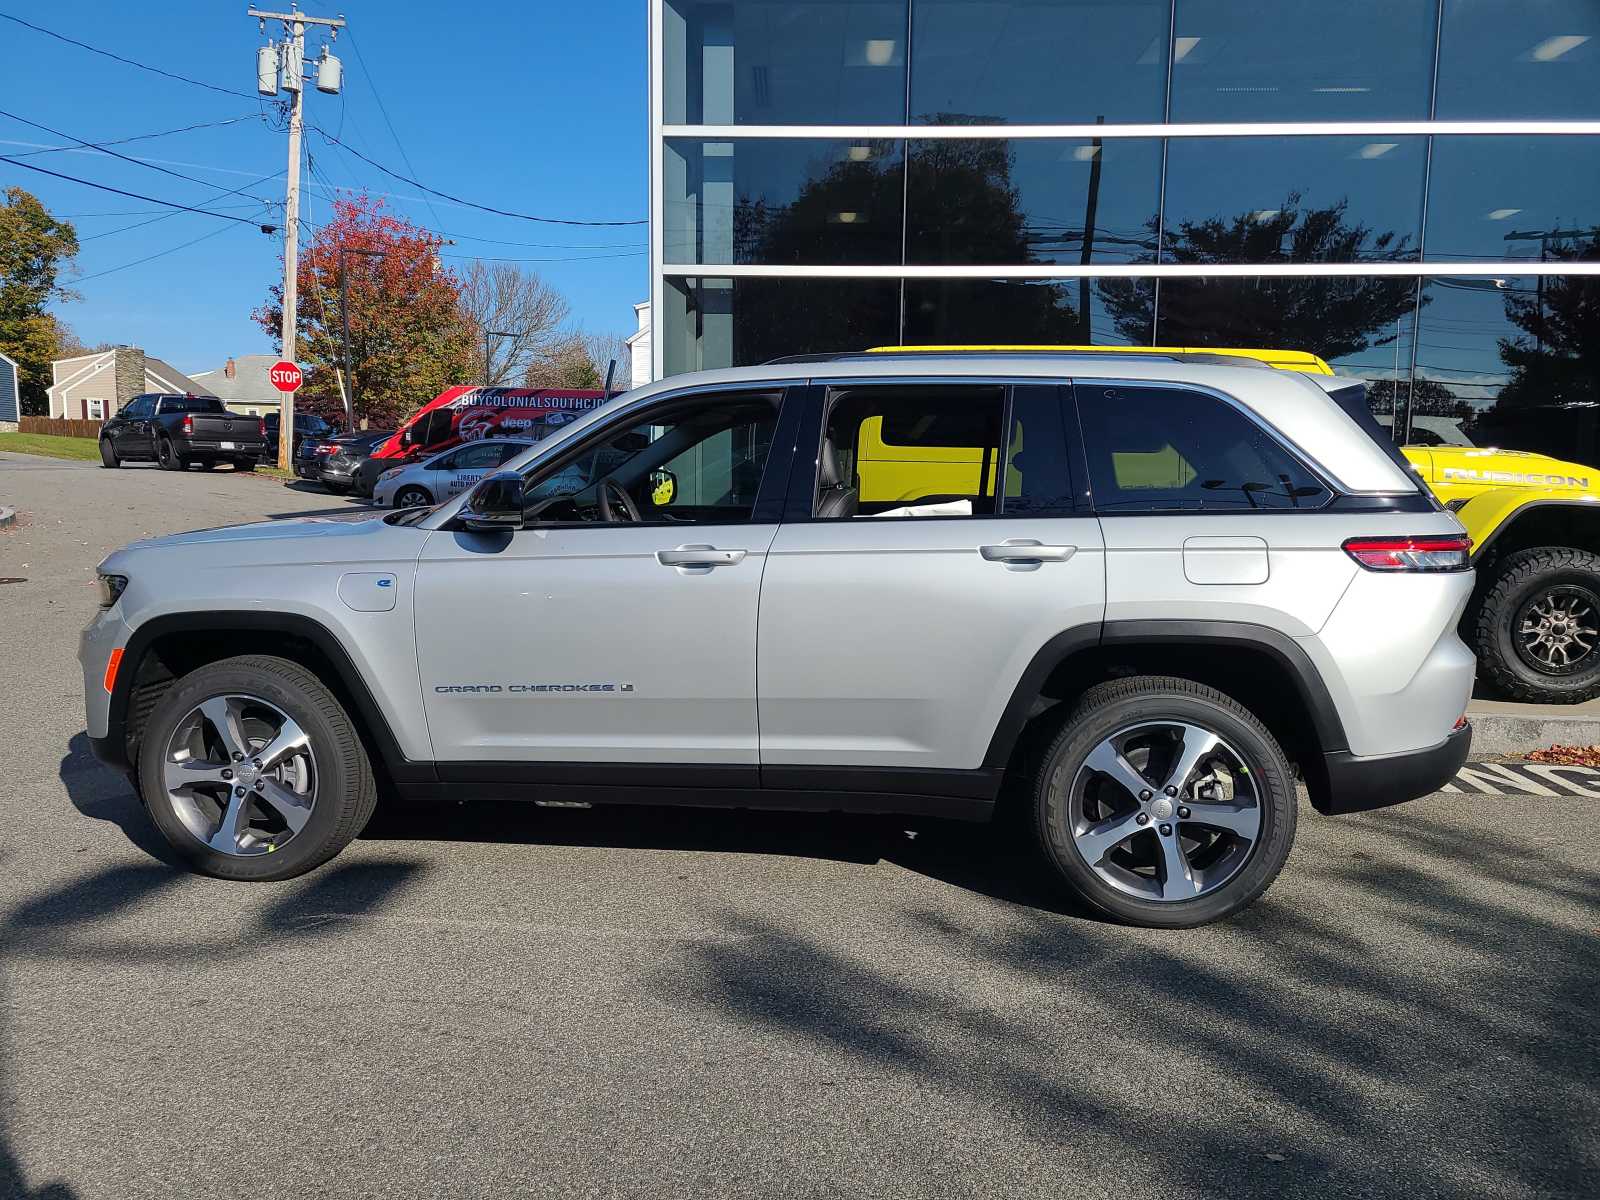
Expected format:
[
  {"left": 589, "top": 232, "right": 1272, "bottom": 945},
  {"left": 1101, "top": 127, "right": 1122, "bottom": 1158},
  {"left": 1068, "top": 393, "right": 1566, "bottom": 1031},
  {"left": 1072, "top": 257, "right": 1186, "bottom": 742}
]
[{"left": 0, "top": 0, "right": 647, "bottom": 376}]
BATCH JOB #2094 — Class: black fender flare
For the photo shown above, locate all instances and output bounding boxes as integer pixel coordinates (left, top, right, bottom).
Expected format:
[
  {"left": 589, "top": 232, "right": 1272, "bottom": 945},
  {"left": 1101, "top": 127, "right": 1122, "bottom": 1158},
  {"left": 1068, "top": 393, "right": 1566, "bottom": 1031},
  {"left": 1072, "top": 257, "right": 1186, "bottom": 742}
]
[{"left": 98, "top": 610, "right": 427, "bottom": 784}]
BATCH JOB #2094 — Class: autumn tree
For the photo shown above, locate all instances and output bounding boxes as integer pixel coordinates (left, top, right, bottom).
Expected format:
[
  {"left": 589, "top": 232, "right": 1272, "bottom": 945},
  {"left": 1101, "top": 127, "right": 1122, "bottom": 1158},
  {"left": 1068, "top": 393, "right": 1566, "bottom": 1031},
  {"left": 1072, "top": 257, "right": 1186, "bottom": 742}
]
[
  {"left": 457, "top": 260, "right": 572, "bottom": 385},
  {"left": 0, "top": 188, "right": 79, "bottom": 414},
  {"left": 254, "top": 193, "right": 474, "bottom": 428}
]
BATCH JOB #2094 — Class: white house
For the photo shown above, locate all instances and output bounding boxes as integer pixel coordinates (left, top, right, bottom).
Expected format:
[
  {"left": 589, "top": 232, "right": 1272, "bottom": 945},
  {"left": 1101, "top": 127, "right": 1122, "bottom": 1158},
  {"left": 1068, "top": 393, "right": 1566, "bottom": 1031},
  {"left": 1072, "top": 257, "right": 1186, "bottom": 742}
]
[
  {"left": 48, "top": 347, "right": 205, "bottom": 421},
  {"left": 626, "top": 301, "right": 652, "bottom": 389}
]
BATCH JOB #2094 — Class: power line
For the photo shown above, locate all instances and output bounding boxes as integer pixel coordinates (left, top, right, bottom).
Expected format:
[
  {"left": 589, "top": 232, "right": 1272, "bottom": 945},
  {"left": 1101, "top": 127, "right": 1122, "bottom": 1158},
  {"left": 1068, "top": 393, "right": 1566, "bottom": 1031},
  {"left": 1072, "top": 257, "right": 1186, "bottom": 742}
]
[
  {"left": 0, "top": 155, "right": 278, "bottom": 230},
  {"left": 0, "top": 11, "right": 258, "bottom": 100},
  {"left": 80, "top": 168, "right": 285, "bottom": 242},
  {"left": 0, "top": 108, "right": 275, "bottom": 202},
  {"left": 5, "top": 114, "right": 259, "bottom": 158},
  {"left": 75, "top": 207, "right": 275, "bottom": 283},
  {"left": 439, "top": 249, "right": 646, "bottom": 264},
  {"left": 308, "top": 125, "right": 646, "bottom": 227}
]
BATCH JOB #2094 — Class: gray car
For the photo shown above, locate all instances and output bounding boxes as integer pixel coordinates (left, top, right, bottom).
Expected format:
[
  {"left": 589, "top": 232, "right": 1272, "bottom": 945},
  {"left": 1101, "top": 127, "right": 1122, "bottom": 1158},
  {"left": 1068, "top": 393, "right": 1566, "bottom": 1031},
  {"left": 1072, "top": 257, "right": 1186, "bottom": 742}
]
[
  {"left": 372, "top": 437, "right": 538, "bottom": 508},
  {"left": 81, "top": 350, "right": 1474, "bottom": 927}
]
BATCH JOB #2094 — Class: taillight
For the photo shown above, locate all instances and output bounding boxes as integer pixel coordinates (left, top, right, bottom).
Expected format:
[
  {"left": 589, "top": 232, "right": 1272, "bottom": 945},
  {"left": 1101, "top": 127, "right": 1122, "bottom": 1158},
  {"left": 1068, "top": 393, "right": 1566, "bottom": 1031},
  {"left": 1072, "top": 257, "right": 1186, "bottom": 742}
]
[
  {"left": 1343, "top": 534, "right": 1472, "bottom": 572},
  {"left": 181, "top": 414, "right": 193, "bottom": 435},
  {"left": 259, "top": 417, "right": 267, "bottom": 438}
]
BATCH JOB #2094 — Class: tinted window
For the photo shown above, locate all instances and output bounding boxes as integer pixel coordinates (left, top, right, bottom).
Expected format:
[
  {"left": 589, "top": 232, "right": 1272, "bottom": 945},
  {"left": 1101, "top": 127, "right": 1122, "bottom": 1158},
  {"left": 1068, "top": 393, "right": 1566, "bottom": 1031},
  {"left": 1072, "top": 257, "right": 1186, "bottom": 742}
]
[
  {"left": 664, "top": 138, "right": 905, "bottom": 265},
  {"left": 910, "top": 1, "right": 1168, "bottom": 123},
  {"left": 905, "top": 138, "right": 1161, "bottom": 266},
  {"left": 158, "top": 396, "right": 225, "bottom": 414},
  {"left": 122, "top": 398, "right": 153, "bottom": 419},
  {"left": 523, "top": 393, "right": 779, "bottom": 524},
  {"left": 1170, "top": 0, "right": 1435, "bottom": 120},
  {"left": 663, "top": 0, "right": 908, "bottom": 125},
  {"left": 1078, "top": 384, "right": 1330, "bottom": 512},
  {"left": 1424, "top": 137, "right": 1600, "bottom": 264},
  {"left": 450, "top": 442, "right": 508, "bottom": 470},
  {"left": 815, "top": 384, "right": 1075, "bottom": 517},
  {"left": 1437, "top": 0, "right": 1600, "bottom": 118},
  {"left": 1160, "top": 137, "right": 1426, "bottom": 264}
]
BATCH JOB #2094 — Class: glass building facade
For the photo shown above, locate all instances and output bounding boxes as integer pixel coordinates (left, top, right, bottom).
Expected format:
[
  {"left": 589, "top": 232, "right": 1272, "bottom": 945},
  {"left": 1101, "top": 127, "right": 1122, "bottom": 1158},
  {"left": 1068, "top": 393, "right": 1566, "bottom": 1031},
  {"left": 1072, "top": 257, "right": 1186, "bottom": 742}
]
[{"left": 650, "top": 0, "right": 1600, "bottom": 457}]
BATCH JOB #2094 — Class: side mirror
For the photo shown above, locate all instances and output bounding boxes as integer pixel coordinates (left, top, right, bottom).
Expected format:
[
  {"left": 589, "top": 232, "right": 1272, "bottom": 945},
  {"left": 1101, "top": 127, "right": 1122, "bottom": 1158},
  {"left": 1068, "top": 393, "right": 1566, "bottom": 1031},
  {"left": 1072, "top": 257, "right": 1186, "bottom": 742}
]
[{"left": 460, "top": 471, "right": 524, "bottom": 532}]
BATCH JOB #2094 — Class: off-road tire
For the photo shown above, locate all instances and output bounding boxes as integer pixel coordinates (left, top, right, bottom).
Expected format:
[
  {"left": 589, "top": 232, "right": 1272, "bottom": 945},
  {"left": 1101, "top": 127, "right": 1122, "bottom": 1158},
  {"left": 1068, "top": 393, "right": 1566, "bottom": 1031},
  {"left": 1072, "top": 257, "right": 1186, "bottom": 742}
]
[
  {"left": 1033, "top": 675, "right": 1297, "bottom": 928},
  {"left": 136, "top": 655, "right": 378, "bottom": 881},
  {"left": 98, "top": 438, "right": 119, "bottom": 468},
  {"left": 1473, "top": 547, "right": 1600, "bottom": 703}
]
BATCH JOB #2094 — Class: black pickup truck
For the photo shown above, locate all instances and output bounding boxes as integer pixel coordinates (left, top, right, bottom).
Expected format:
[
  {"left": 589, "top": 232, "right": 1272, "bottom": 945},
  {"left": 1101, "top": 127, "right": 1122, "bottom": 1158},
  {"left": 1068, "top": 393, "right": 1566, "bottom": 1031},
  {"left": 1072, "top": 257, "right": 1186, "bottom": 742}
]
[{"left": 98, "top": 394, "right": 268, "bottom": 472}]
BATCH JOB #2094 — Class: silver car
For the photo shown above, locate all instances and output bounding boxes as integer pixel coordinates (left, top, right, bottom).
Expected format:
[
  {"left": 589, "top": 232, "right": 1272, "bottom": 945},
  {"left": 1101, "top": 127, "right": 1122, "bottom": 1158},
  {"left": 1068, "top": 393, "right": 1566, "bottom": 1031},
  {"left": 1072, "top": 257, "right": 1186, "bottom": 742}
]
[
  {"left": 81, "top": 350, "right": 1474, "bottom": 927},
  {"left": 372, "top": 437, "right": 538, "bottom": 508}
]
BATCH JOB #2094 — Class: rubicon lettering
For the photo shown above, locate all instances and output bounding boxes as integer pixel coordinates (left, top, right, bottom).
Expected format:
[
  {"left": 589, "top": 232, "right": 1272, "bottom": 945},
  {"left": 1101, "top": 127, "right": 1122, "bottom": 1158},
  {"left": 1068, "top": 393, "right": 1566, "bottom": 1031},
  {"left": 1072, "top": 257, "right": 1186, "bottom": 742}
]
[
  {"left": 434, "top": 682, "right": 635, "bottom": 694},
  {"left": 1440, "top": 467, "right": 1589, "bottom": 488}
]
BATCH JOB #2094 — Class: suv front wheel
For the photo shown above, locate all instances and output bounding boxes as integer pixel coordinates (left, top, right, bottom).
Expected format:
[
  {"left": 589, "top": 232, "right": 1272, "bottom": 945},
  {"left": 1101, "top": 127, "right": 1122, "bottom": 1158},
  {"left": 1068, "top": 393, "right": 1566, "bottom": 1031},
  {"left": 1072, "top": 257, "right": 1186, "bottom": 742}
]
[
  {"left": 137, "top": 654, "right": 378, "bottom": 881},
  {"left": 1034, "top": 676, "right": 1296, "bottom": 928}
]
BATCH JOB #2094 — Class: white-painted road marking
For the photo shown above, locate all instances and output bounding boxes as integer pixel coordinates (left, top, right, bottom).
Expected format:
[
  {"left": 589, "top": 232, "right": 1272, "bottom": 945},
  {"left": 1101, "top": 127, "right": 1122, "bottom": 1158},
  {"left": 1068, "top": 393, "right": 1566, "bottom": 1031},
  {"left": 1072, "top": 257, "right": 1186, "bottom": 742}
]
[{"left": 1442, "top": 761, "right": 1600, "bottom": 796}]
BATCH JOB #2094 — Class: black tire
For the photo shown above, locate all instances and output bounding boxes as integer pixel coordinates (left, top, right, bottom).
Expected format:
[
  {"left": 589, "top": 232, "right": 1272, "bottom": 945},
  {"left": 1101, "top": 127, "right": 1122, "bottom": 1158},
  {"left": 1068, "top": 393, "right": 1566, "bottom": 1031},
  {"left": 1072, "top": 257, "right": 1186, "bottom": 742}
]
[
  {"left": 1033, "top": 675, "right": 1297, "bottom": 929},
  {"left": 393, "top": 485, "right": 432, "bottom": 509},
  {"left": 1473, "top": 547, "right": 1600, "bottom": 703},
  {"left": 235, "top": 458, "right": 257, "bottom": 472},
  {"left": 156, "top": 436, "right": 183, "bottom": 471},
  {"left": 99, "top": 437, "right": 120, "bottom": 468},
  {"left": 136, "top": 654, "right": 378, "bottom": 881}
]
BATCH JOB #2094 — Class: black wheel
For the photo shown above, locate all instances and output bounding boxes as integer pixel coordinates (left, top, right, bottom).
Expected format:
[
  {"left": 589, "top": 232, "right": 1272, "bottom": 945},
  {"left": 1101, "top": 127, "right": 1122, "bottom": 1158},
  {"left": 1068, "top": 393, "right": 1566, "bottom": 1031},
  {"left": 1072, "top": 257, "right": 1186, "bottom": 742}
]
[
  {"left": 235, "top": 458, "right": 257, "bottom": 472},
  {"left": 136, "top": 655, "right": 377, "bottom": 881},
  {"left": 157, "top": 437, "right": 183, "bottom": 471},
  {"left": 1474, "top": 547, "right": 1600, "bottom": 703},
  {"left": 393, "top": 485, "right": 432, "bottom": 509},
  {"left": 99, "top": 437, "right": 120, "bottom": 469},
  {"left": 1033, "top": 676, "right": 1296, "bottom": 928}
]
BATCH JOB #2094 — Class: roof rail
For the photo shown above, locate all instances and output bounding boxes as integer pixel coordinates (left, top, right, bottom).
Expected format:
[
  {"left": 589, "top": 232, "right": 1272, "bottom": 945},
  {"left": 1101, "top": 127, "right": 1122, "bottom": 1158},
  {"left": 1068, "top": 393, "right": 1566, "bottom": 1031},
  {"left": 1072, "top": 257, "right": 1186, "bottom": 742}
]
[{"left": 761, "top": 348, "right": 1273, "bottom": 368}]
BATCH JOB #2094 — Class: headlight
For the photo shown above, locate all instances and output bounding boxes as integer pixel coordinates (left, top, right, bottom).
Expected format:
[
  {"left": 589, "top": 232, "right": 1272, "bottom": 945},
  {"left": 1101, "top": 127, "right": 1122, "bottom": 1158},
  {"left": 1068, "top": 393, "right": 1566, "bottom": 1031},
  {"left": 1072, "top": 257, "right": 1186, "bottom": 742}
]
[
  {"left": 96, "top": 573, "right": 129, "bottom": 608},
  {"left": 379, "top": 468, "right": 401, "bottom": 481}
]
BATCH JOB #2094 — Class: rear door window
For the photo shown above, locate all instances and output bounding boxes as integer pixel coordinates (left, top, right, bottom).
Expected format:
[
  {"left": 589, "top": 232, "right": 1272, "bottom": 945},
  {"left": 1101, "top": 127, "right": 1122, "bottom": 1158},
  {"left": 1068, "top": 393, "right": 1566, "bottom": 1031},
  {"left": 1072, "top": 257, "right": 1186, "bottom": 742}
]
[{"left": 1076, "top": 383, "right": 1330, "bottom": 512}]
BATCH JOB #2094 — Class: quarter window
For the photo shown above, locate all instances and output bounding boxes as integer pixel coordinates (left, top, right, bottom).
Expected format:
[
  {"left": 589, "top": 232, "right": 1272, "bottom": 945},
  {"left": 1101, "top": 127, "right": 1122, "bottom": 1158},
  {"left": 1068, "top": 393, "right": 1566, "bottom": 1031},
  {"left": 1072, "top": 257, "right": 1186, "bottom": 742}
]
[{"left": 1077, "top": 383, "right": 1330, "bottom": 511}]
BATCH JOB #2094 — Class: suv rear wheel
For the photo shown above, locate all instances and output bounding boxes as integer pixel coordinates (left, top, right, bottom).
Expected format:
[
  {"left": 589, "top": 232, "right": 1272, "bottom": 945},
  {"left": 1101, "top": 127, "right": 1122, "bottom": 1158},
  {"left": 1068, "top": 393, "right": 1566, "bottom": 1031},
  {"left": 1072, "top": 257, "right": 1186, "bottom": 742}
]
[
  {"left": 136, "top": 654, "right": 377, "bottom": 881},
  {"left": 1033, "top": 676, "right": 1296, "bottom": 928}
]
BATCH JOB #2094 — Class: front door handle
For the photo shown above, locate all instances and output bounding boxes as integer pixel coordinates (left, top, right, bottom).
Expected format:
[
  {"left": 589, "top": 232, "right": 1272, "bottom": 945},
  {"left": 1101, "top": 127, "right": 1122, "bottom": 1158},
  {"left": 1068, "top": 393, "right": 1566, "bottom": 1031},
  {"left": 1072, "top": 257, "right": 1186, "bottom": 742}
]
[
  {"left": 979, "top": 540, "right": 1077, "bottom": 564},
  {"left": 657, "top": 545, "right": 747, "bottom": 568}
]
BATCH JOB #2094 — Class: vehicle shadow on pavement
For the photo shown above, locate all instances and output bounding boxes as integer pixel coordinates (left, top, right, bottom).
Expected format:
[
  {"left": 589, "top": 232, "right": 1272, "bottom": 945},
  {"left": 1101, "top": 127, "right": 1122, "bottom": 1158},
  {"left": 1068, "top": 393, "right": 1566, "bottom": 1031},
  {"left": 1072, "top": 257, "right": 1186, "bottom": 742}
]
[
  {"left": 644, "top": 810, "right": 1600, "bottom": 1199},
  {"left": 58, "top": 733, "right": 180, "bottom": 867}
]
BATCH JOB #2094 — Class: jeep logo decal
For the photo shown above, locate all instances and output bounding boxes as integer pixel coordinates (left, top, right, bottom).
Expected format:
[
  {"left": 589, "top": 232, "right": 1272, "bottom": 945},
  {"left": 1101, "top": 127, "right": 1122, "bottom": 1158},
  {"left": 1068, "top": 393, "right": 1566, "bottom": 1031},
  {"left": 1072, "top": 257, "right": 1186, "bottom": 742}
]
[{"left": 1440, "top": 467, "right": 1589, "bottom": 488}]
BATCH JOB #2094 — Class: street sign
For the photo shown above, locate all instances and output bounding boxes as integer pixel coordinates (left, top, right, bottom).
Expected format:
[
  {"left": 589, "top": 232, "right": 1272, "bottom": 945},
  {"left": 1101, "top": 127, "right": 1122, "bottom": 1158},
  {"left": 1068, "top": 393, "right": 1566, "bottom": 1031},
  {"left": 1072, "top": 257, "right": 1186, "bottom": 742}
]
[{"left": 269, "top": 361, "right": 303, "bottom": 392}]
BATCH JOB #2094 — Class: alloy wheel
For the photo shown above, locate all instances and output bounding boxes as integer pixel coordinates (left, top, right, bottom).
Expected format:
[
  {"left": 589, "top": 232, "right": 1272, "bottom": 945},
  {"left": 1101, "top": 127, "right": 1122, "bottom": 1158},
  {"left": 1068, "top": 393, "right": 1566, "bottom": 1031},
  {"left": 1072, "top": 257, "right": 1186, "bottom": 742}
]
[
  {"left": 1514, "top": 585, "right": 1600, "bottom": 675},
  {"left": 1068, "top": 721, "right": 1262, "bottom": 902},
  {"left": 394, "top": 487, "right": 431, "bottom": 509},
  {"left": 161, "top": 693, "right": 317, "bottom": 857}
]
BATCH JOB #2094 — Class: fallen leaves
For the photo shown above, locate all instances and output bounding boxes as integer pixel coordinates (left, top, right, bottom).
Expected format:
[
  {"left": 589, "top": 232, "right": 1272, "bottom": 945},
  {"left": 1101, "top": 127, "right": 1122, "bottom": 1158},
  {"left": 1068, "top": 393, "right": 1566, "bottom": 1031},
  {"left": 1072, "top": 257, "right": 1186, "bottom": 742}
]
[{"left": 1526, "top": 744, "right": 1600, "bottom": 767}]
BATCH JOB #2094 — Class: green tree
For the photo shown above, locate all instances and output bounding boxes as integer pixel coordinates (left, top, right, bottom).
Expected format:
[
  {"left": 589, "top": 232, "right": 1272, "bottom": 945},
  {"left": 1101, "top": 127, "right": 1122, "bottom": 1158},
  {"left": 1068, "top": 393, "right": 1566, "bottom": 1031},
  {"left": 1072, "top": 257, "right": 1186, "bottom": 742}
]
[
  {"left": 254, "top": 193, "right": 474, "bottom": 428},
  {"left": 0, "top": 188, "right": 79, "bottom": 414},
  {"left": 1492, "top": 232, "right": 1600, "bottom": 409}
]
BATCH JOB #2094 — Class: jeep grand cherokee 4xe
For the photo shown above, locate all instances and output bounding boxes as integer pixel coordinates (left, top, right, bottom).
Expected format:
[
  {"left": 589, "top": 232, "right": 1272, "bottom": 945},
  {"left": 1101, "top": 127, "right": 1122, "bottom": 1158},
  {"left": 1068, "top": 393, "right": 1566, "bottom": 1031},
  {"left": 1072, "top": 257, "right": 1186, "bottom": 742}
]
[{"left": 80, "top": 351, "right": 1474, "bottom": 928}]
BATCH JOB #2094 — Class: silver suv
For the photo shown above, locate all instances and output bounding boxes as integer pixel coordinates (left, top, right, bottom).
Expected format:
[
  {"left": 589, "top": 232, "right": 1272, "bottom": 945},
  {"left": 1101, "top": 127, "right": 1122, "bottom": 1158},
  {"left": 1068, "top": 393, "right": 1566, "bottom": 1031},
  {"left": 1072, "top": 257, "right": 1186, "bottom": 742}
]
[{"left": 80, "top": 352, "right": 1474, "bottom": 928}]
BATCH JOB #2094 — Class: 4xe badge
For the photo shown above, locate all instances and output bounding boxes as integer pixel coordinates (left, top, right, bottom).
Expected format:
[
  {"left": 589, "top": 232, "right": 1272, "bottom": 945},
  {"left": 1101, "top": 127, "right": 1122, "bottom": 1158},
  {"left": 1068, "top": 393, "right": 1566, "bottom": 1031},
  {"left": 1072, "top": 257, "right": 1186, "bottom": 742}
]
[{"left": 434, "top": 682, "right": 636, "bottom": 694}]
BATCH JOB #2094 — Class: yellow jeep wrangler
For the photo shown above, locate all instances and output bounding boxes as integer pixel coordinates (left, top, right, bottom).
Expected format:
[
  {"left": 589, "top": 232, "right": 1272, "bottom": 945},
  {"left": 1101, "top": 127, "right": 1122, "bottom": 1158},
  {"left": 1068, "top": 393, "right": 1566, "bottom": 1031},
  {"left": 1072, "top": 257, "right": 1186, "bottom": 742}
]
[{"left": 870, "top": 344, "right": 1600, "bottom": 704}]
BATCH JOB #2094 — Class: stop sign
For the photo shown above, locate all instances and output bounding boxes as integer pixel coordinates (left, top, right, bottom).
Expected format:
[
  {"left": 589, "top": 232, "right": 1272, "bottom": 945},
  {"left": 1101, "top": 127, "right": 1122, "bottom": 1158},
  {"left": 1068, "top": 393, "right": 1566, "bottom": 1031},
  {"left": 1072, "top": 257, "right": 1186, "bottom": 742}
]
[{"left": 268, "top": 360, "right": 303, "bottom": 392}]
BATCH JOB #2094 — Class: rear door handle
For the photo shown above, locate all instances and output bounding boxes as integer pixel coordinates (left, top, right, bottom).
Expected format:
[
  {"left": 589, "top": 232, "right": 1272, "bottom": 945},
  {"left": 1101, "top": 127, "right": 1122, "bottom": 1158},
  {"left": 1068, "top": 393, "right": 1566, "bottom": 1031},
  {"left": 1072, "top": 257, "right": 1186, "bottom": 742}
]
[
  {"left": 979, "top": 540, "right": 1077, "bottom": 564},
  {"left": 657, "top": 545, "right": 747, "bottom": 568}
]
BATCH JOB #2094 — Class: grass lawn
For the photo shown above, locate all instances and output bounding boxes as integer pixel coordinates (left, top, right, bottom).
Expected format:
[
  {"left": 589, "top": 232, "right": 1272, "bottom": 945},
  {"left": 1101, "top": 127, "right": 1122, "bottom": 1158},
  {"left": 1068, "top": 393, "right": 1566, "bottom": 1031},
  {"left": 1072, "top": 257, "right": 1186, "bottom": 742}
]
[
  {"left": 0, "top": 431, "right": 296, "bottom": 481},
  {"left": 0, "top": 431, "right": 102, "bottom": 461}
]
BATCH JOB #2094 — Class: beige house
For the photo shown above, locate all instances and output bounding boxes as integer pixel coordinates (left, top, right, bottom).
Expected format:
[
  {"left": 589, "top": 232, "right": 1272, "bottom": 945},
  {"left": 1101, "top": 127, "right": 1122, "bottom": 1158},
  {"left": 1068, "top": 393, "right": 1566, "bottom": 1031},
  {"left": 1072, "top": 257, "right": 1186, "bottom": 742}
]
[
  {"left": 48, "top": 347, "right": 206, "bottom": 421},
  {"left": 189, "top": 354, "right": 286, "bottom": 418}
]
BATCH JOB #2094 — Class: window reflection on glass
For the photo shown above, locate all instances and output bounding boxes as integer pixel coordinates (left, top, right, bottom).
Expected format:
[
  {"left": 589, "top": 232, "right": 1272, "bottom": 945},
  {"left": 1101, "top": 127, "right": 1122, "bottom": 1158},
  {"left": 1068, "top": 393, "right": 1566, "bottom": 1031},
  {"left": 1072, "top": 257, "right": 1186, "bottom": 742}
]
[
  {"left": 905, "top": 278, "right": 1155, "bottom": 345},
  {"left": 909, "top": 1, "right": 1168, "bottom": 123},
  {"left": 1437, "top": 0, "right": 1599, "bottom": 118},
  {"left": 1415, "top": 272, "right": 1600, "bottom": 463},
  {"left": 1170, "top": 0, "right": 1435, "bottom": 120},
  {"left": 1144, "top": 275, "right": 1420, "bottom": 437},
  {"left": 905, "top": 139, "right": 1161, "bottom": 266},
  {"left": 663, "top": 277, "right": 900, "bottom": 372},
  {"left": 1425, "top": 138, "right": 1600, "bottom": 264},
  {"left": 664, "top": 139, "right": 906, "bottom": 265},
  {"left": 1161, "top": 138, "right": 1426, "bottom": 264},
  {"left": 663, "top": 0, "right": 908, "bottom": 125}
]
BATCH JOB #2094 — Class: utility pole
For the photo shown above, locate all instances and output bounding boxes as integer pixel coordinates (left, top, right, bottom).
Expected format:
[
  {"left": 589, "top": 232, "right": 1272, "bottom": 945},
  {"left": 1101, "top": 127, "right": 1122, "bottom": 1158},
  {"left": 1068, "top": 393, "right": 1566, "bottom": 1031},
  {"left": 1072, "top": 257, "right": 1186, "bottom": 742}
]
[{"left": 251, "top": 4, "right": 345, "bottom": 469}]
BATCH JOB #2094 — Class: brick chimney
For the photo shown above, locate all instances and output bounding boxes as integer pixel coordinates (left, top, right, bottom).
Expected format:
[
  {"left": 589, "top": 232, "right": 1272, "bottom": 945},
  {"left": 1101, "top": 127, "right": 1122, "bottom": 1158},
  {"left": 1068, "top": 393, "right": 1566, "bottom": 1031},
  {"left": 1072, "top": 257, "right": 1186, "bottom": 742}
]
[
  {"left": 224, "top": 357, "right": 236, "bottom": 380},
  {"left": 113, "top": 346, "right": 146, "bottom": 404}
]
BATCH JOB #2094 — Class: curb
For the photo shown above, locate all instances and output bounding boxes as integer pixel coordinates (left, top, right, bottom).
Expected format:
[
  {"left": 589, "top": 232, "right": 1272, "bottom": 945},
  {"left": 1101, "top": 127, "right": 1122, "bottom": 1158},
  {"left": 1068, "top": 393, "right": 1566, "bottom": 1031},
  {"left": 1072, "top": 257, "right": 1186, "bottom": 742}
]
[
  {"left": 1466, "top": 706, "right": 1600, "bottom": 757},
  {"left": 0, "top": 505, "right": 15, "bottom": 528}
]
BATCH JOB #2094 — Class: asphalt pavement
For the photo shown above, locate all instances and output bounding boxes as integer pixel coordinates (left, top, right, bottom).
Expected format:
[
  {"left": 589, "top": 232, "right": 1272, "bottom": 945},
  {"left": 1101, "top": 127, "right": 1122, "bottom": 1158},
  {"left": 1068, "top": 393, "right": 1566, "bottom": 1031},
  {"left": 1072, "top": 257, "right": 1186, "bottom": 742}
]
[{"left": 0, "top": 449, "right": 1596, "bottom": 1199}]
